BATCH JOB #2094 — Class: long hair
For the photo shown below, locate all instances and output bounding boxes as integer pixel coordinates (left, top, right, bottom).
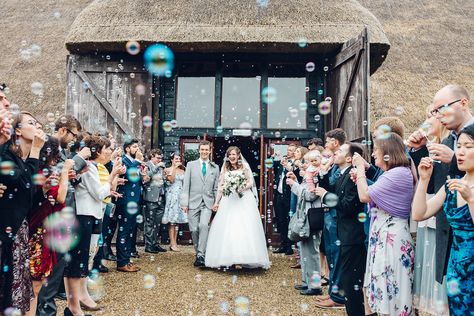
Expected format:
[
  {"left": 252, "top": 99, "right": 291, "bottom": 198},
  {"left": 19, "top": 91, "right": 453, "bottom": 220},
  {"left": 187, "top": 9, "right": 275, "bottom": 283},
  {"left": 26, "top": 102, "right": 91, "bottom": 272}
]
[
  {"left": 170, "top": 152, "right": 185, "bottom": 171},
  {"left": 9, "top": 111, "right": 39, "bottom": 158},
  {"left": 375, "top": 132, "right": 410, "bottom": 170},
  {"left": 223, "top": 146, "right": 243, "bottom": 171},
  {"left": 39, "top": 136, "right": 61, "bottom": 171}
]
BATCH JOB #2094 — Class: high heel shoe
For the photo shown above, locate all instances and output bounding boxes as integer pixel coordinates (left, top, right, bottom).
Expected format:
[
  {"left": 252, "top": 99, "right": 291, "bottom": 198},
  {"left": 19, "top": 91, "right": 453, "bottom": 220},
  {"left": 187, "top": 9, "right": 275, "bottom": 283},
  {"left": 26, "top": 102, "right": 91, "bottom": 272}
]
[{"left": 64, "top": 307, "right": 92, "bottom": 316}]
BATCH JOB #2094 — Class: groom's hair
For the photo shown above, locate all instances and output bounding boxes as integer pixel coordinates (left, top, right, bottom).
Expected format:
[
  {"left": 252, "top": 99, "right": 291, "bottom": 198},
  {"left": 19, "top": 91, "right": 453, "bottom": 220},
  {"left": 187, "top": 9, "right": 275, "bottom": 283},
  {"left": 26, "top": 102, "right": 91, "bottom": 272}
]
[{"left": 198, "top": 140, "right": 211, "bottom": 149}]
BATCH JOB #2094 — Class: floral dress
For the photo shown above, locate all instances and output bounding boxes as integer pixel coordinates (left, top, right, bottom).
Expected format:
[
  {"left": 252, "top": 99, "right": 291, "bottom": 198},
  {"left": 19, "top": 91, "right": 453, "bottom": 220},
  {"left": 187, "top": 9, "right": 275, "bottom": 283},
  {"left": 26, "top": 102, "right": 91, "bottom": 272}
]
[
  {"left": 162, "top": 173, "right": 188, "bottom": 224},
  {"left": 442, "top": 187, "right": 474, "bottom": 315},
  {"left": 364, "top": 208, "right": 415, "bottom": 316}
]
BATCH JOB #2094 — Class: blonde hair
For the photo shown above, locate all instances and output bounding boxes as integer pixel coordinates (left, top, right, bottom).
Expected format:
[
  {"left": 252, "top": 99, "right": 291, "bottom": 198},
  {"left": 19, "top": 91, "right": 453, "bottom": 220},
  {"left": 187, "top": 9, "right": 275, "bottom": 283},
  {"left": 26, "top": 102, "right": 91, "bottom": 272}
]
[{"left": 304, "top": 150, "right": 321, "bottom": 161}]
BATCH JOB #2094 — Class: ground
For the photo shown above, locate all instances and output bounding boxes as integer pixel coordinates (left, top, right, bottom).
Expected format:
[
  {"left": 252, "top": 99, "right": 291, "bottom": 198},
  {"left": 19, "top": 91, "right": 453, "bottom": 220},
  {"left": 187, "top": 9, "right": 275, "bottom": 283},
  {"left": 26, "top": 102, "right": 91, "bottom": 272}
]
[{"left": 58, "top": 246, "right": 346, "bottom": 316}]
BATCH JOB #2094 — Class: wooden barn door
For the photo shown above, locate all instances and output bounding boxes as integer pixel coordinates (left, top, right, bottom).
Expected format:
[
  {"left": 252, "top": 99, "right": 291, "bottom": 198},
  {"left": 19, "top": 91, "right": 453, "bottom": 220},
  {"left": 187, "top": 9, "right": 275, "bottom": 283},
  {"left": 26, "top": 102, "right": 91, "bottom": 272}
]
[
  {"left": 66, "top": 55, "right": 153, "bottom": 149},
  {"left": 326, "top": 28, "right": 370, "bottom": 146}
]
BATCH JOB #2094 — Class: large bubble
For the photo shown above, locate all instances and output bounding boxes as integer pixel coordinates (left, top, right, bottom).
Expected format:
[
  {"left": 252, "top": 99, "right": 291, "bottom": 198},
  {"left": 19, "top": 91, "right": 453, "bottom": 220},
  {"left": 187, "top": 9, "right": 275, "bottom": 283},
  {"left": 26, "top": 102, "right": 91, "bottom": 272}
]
[
  {"left": 144, "top": 44, "right": 174, "bottom": 76},
  {"left": 44, "top": 207, "right": 79, "bottom": 253},
  {"left": 234, "top": 296, "right": 250, "bottom": 316},
  {"left": 262, "top": 87, "right": 277, "bottom": 104},
  {"left": 126, "top": 41, "right": 141, "bottom": 55}
]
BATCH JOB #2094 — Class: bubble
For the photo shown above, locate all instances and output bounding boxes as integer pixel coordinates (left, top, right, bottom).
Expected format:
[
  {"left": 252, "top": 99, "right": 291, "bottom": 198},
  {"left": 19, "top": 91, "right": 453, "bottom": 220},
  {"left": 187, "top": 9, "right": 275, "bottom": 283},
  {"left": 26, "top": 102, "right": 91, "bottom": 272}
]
[
  {"left": 348, "top": 106, "right": 353, "bottom": 112},
  {"left": 44, "top": 207, "right": 79, "bottom": 253},
  {"left": 130, "top": 112, "right": 137, "bottom": 119},
  {"left": 300, "top": 303, "right": 309, "bottom": 312},
  {"left": 256, "top": 0, "right": 269, "bottom": 7},
  {"left": 207, "top": 289, "right": 215, "bottom": 299},
  {"left": 239, "top": 122, "right": 252, "bottom": 129},
  {"left": 87, "top": 272, "right": 105, "bottom": 301},
  {"left": 19, "top": 49, "right": 32, "bottom": 60},
  {"left": 363, "top": 120, "right": 368, "bottom": 126},
  {"left": 216, "top": 125, "right": 223, "bottom": 133},
  {"left": 318, "top": 89, "right": 323, "bottom": 95},
  {"left": 298, "top": 102, "right": 308, "bottom": 111},
  {"left": 144, "top": 44, "right": 175, "bottom": 76},
  {"left": 234, "top": 296, "right": 250, "bottom": 316},
  {"left": 357, "top": 212, "right": 367, "bottom": 223},
  {"left": 446, "top": 279, "right": 460, "bottom": 296},
  {"left": 143, "top": 274, "right": 156, "bottom": 289},
  {"left": 195, "top": 274, "right": 202, "bottom": 282},
  {"left": 305, "top": 62, "right": 315, "bottom": 72},
  {"left": 323, "top": 66, "right": 329, "bottom": 72},
  {"left": 289, "top": 108, "right": 298, "bottom": 118},
  {"left": 126, "top": 41, "right": 141, "bottom": 55},
  {"left": 162, "top": 121, "right": 172, "bottom": 132},
  {"left": 349, "top": 95, "right": 355, "bottom": 102},
  {"left": 53, "top": 11, "right": 61, "bottom": 19},
  {"left": 0, "top": 161, "right": 15, "bottom": 175},
  {"left": 331, "top": 285, "right": 339, "bottom": 293},
  {"left": 264, "top": 158, "right": 274, "bottom": 169},
  {"left": 274, "top": 131, "right": 281, "bottom": 138},
  {"left": 354, "top": 284, "right": 360, "bottom": 291},
  {"left": 127, "top": 201, "right": 139, "bottom": 215},
  {"left": 395, "top": 106, "right": 404, "bottom": 116},
  {"left": 383, "top": 155, "right": 390, "bottom": 162},
  {"left": 31, "top": 82, "right": 44, "bottom": 95},
  {"left": 135, "top": 84, "right": 146, "bottom": 95},
  {"left": 298, "top": 38, "right": 308, "bottom": 48},
  {"left": 375, "top": 124, "right": 392, "bottom": 140},
  {"left": 314, "top": 115, "right": 321, "bottom": 122},
  {"left": 262, "top": 86, "right": 277, "bottom": 104},
  {"left": 335, "top": 240, "right": 341, "bottom": 246},
  {"left": 46, "top": 112, "right": 55, "bottom": 123},
  {"left": 136, "top": 214, "right": 144, "bottom": 224},
  {"left": 29, "top": 44, "right": 42, "bottom": 57},
  {"left": 324, "top": 193, "right": 339, "bottom": 207},
  {"left": 170, "top": 120, "right": 178, "bottom": 128},
  {"left": 309, "top": 272, "right": 321, "bottom": 288},
  {"left": 142, "top": 115, "right": 153, "bottom": 127},
  {"left": 318, "top": 101, "right": 331, "bottom": 115},
  {"left": 3, "top": 307, "right": 22, "bottom": 316},
  {"left": 219, "top": 301, "right": 230, "bottom": 313}
]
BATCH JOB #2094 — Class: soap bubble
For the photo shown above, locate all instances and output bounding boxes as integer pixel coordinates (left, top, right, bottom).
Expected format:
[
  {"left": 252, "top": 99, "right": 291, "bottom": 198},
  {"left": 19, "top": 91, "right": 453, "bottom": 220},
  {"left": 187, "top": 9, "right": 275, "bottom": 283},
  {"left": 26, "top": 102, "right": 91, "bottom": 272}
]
[
  {"left": 265, "top": 158, "right": 274, "bottom": 169},
  {"left": 383, "top": 155, "right": 390, "bottom": 162},
  {"left": 310, "top": 272, "right": 321, "bottom": 288},
  {"left": 87, "top": 271, "right": 105, "bottom": 301},
  {"left": 144, "top": 44, "right": 175, "bottom": 76},
  {"left": 31, "top": 82, "right": 44, "bottom": 95},
  {"left": 143, "top": 274, "right": 156, "bottom": 289},
  {"left": 44, "top": 207, "right": 79, "bottom": 253},
  {"left": 3, "top": 307, "right": 22, "bottom": 316},
  {"left": 130, "top": 112, "right": 137, "bottom": 119},
  {"left": 162, "top": 121, "right": 172, "bottom": 132},
  {"left": 298, "top": 38, "right": 308, "bottom": 48},
  {"left": 318, "top": 101, "right": 331, "bottom": 115},
  {"left": 142, "top": 116, "right": 153, "bottom": 127},
  {"left": 219, "top": 301, "right": 230, "bottom": 313},
  {"left": 127, "top": 201, "right": 139, "bottom": 215},
  {"left": 324, "top": 193, "right": 339, "bottom": 207},
  {"left": 195, "top": 274, "right": 202, "bottom": 282},
  {"left": 256, "top": 0, "right": 269, "bottom": 7},
  {"left": 127, "top": 167, "right": 140, "bottom": 183},
  {"left": 300, "top": 303, "right": 309, "bottom": 312},
  {"left": 126, "top": 41, "right": 141, "bottom": 55},
  {"left": 170, "top": 120, "right": 178, "bottom": 128},
  {"left": 358, "top": 212, "right": 367, "bottom": 223},
  {"left": 375, "top": 124, "right": 392, "bottom": 140},
  {"left": 446, "top": 279, "right": 460, "bottom": 296},
  {"left": 323, "top": 66, "right": 329, "bottom": 72},
  {"left": 289, "top": 108, "right": 298, "bottom": 118},
  {"left": 234, "top": 296, "right": 250, "bottom": 316},
  {"left": 305, "top": 62, "right": 315, "bottom": 72},
  {"left": 395, "top": 106, "right": 404, "bottom": 116},
  {"left": 216, "top": 126, "right": 224, "bottom": 133},
  {"left": 135, "top": 84, "right": 146, "bottom": 95},
  {"left": 299, "top": 102, "right": 308, "bottom": 111},
  {"left": 30, "top": 44, "right": 42, "bottom": 57},
  {"left": 262, "top": 86, "right": 277, "bottom": 104},
  {"left": 207, "top": 289, "right": 215, "bottom": 299},
  {"left": 0, "top": 161, "right": 15, "bottom": 175}
]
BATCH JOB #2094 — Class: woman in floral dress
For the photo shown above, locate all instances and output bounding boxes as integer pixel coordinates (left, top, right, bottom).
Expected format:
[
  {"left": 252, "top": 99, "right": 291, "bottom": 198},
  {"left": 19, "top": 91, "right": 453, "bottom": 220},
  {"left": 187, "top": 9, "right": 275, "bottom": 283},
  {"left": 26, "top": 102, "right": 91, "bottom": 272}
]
[
  {"left": 162, "top": 152, "right": 188, "bottom": 251},
  {"left": 353, "top": 132, "right": 415, "bottom": 316}
]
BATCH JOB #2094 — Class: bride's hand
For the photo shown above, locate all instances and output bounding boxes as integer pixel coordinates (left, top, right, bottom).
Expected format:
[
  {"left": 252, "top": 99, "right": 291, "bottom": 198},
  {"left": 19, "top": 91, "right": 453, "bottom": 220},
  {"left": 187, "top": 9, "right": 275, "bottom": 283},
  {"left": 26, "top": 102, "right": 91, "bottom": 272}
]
[{"left": 212, "top": 203, "right": 219, "bottom": 212}]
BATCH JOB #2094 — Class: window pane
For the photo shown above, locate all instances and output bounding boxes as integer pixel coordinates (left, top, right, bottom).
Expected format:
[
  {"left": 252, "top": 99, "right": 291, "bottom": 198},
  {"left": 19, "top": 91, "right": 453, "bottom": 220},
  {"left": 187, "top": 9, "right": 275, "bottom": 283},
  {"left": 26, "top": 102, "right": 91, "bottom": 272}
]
[
  {"left": 176, "top": 77, "right": 215, "bottom": 128},
  {"left": 221, "top": 78, "right": 260, "bottom": 128},
  {"left": 267, "top": 78, "right": 307, "bottom": 129}
]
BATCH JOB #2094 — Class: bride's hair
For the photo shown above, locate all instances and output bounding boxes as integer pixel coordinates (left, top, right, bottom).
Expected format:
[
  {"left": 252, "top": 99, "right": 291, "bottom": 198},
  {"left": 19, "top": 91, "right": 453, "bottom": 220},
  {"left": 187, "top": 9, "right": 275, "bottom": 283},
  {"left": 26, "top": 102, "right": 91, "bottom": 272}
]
[{"left": 224, "top": 146, "right": 243, "bottom": 171}]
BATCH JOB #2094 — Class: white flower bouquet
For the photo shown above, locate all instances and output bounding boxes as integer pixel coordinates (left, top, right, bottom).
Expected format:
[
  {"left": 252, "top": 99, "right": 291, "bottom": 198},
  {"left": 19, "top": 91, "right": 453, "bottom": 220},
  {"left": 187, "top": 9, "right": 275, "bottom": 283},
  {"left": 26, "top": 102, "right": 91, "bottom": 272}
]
[{"left": 222, "top": 172, "right": 246, "bottom": 198}]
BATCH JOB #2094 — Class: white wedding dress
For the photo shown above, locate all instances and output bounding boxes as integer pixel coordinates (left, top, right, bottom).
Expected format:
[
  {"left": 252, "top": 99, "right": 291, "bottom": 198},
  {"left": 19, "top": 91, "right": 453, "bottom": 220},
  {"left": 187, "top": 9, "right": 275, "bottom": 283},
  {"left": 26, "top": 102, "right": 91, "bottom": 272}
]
[{"left": 205, "top": 168, "right": 271, "bottom": 269}]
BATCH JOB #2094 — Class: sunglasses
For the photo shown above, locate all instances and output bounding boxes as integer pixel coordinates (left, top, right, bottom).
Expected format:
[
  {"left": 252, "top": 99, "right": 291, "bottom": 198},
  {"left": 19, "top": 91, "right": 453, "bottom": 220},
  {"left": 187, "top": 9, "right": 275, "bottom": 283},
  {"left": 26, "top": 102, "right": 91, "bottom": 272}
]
[{"left": 430, "top": 99, "right": 461, "bottom": 116}]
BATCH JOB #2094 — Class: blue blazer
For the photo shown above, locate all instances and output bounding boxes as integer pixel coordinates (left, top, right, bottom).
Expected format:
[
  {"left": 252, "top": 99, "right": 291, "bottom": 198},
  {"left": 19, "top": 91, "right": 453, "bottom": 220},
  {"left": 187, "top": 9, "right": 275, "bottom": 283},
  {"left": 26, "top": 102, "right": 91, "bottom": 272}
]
[{"left": 117, "top": 155, "right": 143, "bottom": 205}]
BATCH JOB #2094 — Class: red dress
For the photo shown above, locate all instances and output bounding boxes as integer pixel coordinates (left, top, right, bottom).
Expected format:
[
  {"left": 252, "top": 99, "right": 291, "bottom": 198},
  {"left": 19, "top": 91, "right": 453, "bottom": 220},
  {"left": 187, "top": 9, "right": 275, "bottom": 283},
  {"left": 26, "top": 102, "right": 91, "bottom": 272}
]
[{"left": 28, "top": 185, "right": 65, "bottom": 280}]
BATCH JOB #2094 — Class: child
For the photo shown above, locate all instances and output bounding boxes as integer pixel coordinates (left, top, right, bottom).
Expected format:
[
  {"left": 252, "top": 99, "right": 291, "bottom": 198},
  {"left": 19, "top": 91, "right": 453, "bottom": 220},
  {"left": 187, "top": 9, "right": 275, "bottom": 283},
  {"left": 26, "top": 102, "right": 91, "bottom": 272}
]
[{"left": 304, "top": 150, "right": 322, "bottom": 192}]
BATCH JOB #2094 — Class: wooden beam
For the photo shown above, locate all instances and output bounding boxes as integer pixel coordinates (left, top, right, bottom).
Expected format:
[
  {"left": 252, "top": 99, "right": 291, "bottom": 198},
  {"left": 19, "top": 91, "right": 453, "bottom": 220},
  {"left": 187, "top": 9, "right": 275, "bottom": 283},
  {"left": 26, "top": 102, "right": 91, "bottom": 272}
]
[{"left": 73, "top": 68, "right": 134, "bottom": 136}]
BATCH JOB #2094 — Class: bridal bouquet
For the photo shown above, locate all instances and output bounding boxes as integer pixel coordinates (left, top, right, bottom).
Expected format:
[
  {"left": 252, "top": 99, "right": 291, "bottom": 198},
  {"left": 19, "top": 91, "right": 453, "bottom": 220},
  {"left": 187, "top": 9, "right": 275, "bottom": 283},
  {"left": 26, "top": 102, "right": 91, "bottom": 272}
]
[{"left": 222, "top": 172, "right": 246, "bottom": 198}]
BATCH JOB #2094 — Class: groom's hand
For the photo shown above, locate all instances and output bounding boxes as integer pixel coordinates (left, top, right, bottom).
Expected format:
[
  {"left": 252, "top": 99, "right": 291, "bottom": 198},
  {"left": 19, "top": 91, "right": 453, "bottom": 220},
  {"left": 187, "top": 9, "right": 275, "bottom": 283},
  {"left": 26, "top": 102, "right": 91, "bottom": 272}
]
[{"left": 212, "top": 203, "right": 219, "bottom": 212}]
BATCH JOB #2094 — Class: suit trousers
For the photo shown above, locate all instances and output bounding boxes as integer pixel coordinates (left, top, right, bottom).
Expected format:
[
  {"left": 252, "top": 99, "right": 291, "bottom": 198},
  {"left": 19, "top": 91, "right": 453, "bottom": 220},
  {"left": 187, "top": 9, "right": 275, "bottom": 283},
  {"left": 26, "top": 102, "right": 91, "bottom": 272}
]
[
  {"left": 274, "top": 192, "right": 291, "bottom": 249},
  {"left": 116, "top": 203, "right": 138, "bottom": 267},
  {"left": 36, "top": 255, "right": 66, "bottom": 316},
  {"left": 144, "top": 201, "right": 165, "bottom": 249},
  {"left": 339, "top": 244, "right": 367, "bottom": 316},
  {"left": 300, "top": 232, "right": 322, "bottom": 289},
  {"left": 323, "top": 210, "right": 345, "bottom": 304},
  {"left": 187, "top": 201, "right": 212, "bottom": 258}
]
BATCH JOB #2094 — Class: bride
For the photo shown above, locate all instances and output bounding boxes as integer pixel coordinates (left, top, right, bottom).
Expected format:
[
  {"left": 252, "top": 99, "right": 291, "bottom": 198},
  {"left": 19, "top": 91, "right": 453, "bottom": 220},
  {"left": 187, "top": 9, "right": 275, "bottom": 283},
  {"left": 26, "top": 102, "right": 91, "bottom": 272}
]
[{"left": 205, "top": 146, "right": 271, "bottom": 269}]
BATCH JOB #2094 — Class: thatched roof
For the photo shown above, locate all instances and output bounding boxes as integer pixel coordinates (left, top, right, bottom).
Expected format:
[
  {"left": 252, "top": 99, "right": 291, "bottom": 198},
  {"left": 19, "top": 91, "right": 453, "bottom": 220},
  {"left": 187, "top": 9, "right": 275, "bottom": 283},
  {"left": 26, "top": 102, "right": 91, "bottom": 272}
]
[
  {"left": 1, "top": 0, "right": 472, "bottom": 134},
  {"left": 65, "top": 0, "right": 390, "bottom": 71}
]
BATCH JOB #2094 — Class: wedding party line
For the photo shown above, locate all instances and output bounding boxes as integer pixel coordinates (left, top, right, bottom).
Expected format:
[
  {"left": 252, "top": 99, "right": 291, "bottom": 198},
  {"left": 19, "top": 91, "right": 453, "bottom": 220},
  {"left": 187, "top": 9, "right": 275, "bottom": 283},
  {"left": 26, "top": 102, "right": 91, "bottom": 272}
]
[{"left": 0, "top": 83, "right": 473, "bottom": 316}]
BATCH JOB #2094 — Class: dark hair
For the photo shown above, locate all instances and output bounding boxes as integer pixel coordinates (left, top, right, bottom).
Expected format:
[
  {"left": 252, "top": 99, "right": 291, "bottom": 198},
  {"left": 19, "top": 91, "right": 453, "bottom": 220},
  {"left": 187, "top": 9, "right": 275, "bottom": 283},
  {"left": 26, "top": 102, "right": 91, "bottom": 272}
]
[
  {"left": 39, "top": 136, "right": 61, "bottom": 170},
  {"left": 54, "top": 115, "right": 81, "bottom": 132},
  {"left": 0, "top": 83, "right": 6, "bottom": 91},
  {"left": 69, "top": 132, "right": 87, "bottom": 153},
  {"left": 84, "top": 135, "right": 111, "bottom": 160},
  {"left": 307, "top": 138, "right": 323, "bottom": 147},
  {"left": 224, "top": 146, "right": 243, "bottom": 171},
  {"left": 374, "top": 133, "right": 410, "bottom": 170},
  {"left": 459, "top": 123, "right": 474, "bottom": 141},
  {"left": 147, "top": 148, "right": 162, "bottom": 160},
  {"left": 373, "top": 117, "right": 405, "bottom": 139},
  {"left": 198, "top": 140, "right": 211, "bottom": 150},
  {"left": 123, "top": 138, "right": 139, "bottom": 152},
  {"left": 170, "top": 152, "right": 185, "bottom": 171},
  {"left": 325, "top": 128, "right": 347, "bottom": 146},
  {"left": 288, "top": 142, "right": 299, "bottom": 149},
  {"left": 347, "top": 142, "right": 365, "bottom": 158}
]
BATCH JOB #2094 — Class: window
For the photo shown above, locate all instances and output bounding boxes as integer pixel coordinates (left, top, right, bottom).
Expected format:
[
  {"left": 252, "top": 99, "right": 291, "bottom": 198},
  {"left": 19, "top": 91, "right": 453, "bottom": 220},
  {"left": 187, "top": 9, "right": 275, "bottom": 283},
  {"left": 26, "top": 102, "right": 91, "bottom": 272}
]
[
  {"left": 176, "top": 77, "right": 215, "bottom": 128},
  {"left": 221, "top": 77, "right": 261, "bottom": 128},
  {"left": 267, "top": 77, "right": 307, "bottom": 129}
]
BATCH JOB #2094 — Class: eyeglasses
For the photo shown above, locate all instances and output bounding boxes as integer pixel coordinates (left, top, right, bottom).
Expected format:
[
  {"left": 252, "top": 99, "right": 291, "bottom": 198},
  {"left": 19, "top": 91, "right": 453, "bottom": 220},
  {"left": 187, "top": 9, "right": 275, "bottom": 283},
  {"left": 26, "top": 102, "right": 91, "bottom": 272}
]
[
  {"left": 66, "top": 128, "right": 77, "bottom": 138},
  {"left": 430, "top": 99, "right": 461, "bottom": 116}
]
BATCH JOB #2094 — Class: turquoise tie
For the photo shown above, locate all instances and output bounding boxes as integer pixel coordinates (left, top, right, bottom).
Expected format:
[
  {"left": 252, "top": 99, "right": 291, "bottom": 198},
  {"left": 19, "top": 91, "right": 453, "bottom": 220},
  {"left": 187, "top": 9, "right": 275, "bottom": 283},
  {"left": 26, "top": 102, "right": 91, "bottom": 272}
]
[{"left": 202, "top": 162, "right": 207, "bottom": 177}]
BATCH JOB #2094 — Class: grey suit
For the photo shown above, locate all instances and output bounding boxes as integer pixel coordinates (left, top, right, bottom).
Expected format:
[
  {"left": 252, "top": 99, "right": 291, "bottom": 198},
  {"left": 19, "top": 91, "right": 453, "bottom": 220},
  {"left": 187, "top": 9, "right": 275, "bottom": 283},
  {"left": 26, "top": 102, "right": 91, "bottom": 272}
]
[{"left": 181, "top": 159, "right": 219, "bottom": 258}]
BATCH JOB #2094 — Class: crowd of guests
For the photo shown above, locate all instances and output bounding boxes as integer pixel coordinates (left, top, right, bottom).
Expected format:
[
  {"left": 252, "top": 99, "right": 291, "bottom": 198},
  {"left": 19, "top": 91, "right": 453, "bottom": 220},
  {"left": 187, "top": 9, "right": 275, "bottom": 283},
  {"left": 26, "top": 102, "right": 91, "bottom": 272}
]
[
  {"left": 272, "top": 84, "right": 473, "bottom": 315},
  {"left": 0, "top": 83, "right": 473, "bottom": 316}
]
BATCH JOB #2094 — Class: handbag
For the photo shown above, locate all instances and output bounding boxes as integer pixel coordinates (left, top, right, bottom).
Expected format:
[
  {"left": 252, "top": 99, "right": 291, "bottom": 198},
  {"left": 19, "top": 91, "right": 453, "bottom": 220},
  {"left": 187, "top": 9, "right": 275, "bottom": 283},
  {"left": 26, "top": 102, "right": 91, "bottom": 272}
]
[
  {"left": 288, "top": 189, "right": 311, "bottom": 242},
  {"left": 307, "top": 199, "right": 328, "bottom": 233}
]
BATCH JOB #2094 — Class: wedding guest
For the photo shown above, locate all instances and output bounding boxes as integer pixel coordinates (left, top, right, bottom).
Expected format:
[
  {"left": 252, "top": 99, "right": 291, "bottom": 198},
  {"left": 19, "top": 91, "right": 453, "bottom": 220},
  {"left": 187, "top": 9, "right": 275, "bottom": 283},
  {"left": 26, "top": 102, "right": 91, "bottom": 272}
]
[
  {"left": 412, "top": 106, "right": 450, "bottom": 314},
  {"left": 320, "top": 128, "right": 346, "bottom": 307},
  {"left": 307, "top": 138, "right": 324, "bottom": 150},
  {"left": 412, "top": 123, "right": 474, "bottom": 315},
  {"left": 163, "top": 152, "right": 188, "bottom": 251},
  {"left": 286, "top": 152, "right": 322, "bottom": 296},
  {"left": 0, "top": 111, "right": 46, "bottom": 314},
  {"left": 353, "top": 132, "right": 415, "bottom": 315},
  {"left": 142, "top": 149, "right": 167, "bottom": 253},
  {"left": 272, "top": 143, "right": 297, "bottom": 255},
  {"left": 116, "top": 139, "right": 144, "bottom": 272},
  {"left": 0, "top": 84, "right": 11, "bottom": 200},
  {"left": 26, "top": 137, "right": 74, "bottom": 316},
  {"left": 408, "top": 85, "right": 473, "bottom": 290},
  {"left": 315, "top": 143, "right": 365, "bottom": 313}
]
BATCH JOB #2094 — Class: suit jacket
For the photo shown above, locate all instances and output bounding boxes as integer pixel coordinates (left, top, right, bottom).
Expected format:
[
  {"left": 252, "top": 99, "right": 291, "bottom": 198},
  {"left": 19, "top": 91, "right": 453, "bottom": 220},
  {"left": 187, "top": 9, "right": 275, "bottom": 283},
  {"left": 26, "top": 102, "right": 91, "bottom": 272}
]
[
  {"left": 410, "top": 134, "right": 458, "bottom": 283},
  {"left": 274, "top": 160, "right": 302, "bottom": 199},
  {"left": 142, "top": 160, "right": 165, "bottom": 203},
  {"left": 180, "top": 159, "right": 219, "bottom": 210},
  {"left": 116, "top": 155, "right": 143, "bottom": 205},
  {"left": 322, "top": 167, "right": 365, "bottom": 245}
]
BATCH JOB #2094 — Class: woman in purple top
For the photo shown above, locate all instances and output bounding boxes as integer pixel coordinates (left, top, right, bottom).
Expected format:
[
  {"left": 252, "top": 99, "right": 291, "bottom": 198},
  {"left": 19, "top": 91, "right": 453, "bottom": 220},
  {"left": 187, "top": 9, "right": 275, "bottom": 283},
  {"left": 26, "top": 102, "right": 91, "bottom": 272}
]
[{"left": 353, "top": 132, "right": 415, "bottom": 316}]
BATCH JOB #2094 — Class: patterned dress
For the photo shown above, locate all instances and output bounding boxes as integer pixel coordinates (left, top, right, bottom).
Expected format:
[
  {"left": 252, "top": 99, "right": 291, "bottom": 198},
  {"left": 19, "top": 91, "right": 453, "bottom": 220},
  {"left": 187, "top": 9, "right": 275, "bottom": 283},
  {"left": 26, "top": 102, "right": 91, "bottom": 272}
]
[
  {"left": 364, "top": 208, "right": 415, "bottom": 316},
  {"left": 443, "top": 187, "right": 474, "bottom": 315},
  {"left": 162, "top": 173, "right": 188, "bottom": 224}
]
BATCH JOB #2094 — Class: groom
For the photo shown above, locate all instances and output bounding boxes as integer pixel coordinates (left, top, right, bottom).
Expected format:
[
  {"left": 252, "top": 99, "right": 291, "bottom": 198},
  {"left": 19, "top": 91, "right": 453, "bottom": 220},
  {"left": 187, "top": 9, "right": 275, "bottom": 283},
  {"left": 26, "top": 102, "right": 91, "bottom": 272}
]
[{"left": 181, "top": 140, "right": 220, "bottom": 267}]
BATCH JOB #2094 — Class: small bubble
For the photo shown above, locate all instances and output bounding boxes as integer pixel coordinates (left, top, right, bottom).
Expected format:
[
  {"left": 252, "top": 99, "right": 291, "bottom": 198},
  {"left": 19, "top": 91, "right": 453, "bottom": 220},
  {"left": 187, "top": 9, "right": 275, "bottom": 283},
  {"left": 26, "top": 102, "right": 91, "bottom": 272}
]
[
  {"left": 143, "top": 274, "right": 156, "bottom": 289},
  {"left": 305, "top": 62, "right": 315, "bottom": 72}
]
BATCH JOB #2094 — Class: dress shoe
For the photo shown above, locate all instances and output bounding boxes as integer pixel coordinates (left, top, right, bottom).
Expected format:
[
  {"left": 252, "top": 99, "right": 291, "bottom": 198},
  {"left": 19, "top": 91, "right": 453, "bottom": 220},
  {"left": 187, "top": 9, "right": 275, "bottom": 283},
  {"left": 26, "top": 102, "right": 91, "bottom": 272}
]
[
  {"left": 290, "top": 263, "right": 301, "bottom": 269},
  {"left": 92, "top": 264, "right": 109, "bottom": 273},
  {"left": 272, "top": 247, "right": 287, "bottom": 254},
  {"left": 155, "top": 245, "right": 167, "bottom": 252},
  {"left": 55, "top": 292, "right": 67, "bottom": 300},
  {"left": 300, "top": 288, "right": 323, "bottom": 296},
  {"left": 285, "top": 248, "right": 294, "bottom": 255},
  {"left": 294, "top": 284, "right": 308, "bottom": 291},
  {"left": 314, "top": 298, "right": 345, "bottom": 309},
  {"left": 130, "top": 251, "right": 140, "bottom": 258},
  {"left": 64, "top": 307, "right": 91, "bottom": 316},
  {"left": 104, "top": 253, "right": 117, "bottom": 261},
  {"left": 145, "top": 248, "right": 160, "bottom": 254},
  {"left": 80, "top": 301, "right": 103, "bottom": 311},
  {"left": 193, "top": 257, "right": 205, "bottom": 267},
  {"left": 117, "top": 263, "right": 141, "bottom": 272}
]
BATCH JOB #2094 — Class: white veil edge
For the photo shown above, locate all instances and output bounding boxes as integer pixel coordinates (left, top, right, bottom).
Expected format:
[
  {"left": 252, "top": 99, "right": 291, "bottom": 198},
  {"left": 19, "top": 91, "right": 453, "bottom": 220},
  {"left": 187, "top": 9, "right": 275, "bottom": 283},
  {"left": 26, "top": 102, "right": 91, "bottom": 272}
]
[{"left": 220, "top": 153, "right": 259, "bottom": 204}]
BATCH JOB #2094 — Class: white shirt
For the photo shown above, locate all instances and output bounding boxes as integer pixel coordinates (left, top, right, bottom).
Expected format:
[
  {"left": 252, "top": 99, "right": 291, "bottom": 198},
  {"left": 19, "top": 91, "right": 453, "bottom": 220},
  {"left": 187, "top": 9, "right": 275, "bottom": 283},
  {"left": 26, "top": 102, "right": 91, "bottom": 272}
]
[
  {"left": 75, "top": 163, "right": 111, "bottom": 219},
  {"left": 277, "top": 159, "right": 293, "bottom": 194},
  {"left": 199, "top": 158, "right": 209, "bottom": 170}
]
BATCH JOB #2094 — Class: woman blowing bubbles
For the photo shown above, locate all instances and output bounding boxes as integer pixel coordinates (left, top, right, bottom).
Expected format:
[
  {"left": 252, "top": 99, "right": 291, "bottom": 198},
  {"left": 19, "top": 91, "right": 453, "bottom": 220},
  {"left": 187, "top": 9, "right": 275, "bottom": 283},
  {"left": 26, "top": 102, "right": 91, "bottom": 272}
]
[{"left": 412, "top": 124, "right": 474, "bottom": 316}]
